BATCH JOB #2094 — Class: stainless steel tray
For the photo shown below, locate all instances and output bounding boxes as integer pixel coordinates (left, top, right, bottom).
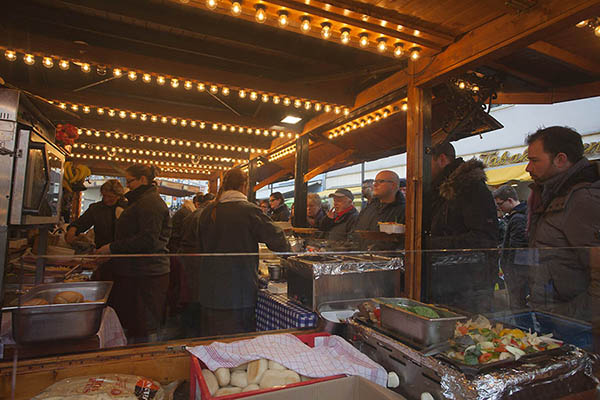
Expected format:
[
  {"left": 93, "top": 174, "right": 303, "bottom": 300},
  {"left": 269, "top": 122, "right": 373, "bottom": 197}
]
[
  {"left": 5, "top": 281, "right": 113, "bottom": 343},
  {"left": 375, "top": 298, "right": 466, "bottom": 346}
]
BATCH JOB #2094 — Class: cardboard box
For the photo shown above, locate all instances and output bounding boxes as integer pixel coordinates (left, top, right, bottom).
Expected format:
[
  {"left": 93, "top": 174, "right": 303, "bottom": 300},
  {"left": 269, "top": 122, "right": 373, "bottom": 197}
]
[{"left": 245, "top": 376, "right": 406, "bottom": 400}]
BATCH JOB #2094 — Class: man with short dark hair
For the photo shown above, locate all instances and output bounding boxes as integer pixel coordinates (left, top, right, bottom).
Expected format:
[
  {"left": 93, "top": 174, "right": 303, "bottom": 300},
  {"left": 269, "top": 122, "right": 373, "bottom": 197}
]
[
  {"left": 398, "top": 178, "right": 407, "bottom": 198},
  {"left": 526, "top": 126, "right": 600, "bottom": 322},
  {"left": 425, "top": 142, "right": 498, "bottom": 312},
  {"left": 493, "top": 185, "right": 529, "bottom": 308},
  {"left": 361, "top": 179, "right": 375, "bottom": 205}
]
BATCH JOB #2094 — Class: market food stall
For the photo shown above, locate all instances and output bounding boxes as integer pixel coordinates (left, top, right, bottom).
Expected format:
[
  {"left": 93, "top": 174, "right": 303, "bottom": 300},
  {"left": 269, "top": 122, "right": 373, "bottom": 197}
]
[{"left": 1, "top": 0, "right": 599, "bottom": 398}]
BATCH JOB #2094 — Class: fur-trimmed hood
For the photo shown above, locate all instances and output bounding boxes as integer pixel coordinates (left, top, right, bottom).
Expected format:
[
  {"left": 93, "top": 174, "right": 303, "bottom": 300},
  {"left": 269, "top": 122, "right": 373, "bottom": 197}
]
[{"left": 438, "top": 158, "right": 487, "bottom": 201}]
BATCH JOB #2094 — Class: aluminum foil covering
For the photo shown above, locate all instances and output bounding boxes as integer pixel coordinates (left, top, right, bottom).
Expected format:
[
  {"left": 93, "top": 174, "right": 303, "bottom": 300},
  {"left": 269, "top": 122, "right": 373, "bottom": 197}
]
[
  {"left": 346, "top": 318, "right": 599, "bottom": 400},
  {"left": 287, "top": 254, "right": 404, "bottom": 279}
]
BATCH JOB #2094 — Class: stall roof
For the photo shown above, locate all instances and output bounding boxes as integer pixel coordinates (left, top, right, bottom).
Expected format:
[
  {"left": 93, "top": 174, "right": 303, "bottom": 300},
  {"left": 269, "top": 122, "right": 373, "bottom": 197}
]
[{"left": 1, "top": 0, "right": 598, "bottom": 183}]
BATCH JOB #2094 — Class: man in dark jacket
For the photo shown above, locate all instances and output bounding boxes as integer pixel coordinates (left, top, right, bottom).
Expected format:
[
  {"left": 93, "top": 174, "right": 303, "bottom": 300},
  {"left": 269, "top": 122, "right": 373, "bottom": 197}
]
[
  {"left": 167, "top": 199, "right": 196, "bottom": 252},
  {"left": 425, "top": 142, "right": 499, "bottom": 313},
  {"left": 197, "top": 169, "right": 289, "bottom": 336},
  {"left": 66, "top": 179, "right": 126, "bottom": 249},
  {"left": 307, "top": 193, "right": 326, "bottom": 228},
  {"left": 525, "top": 126, "right": 600, "bottom": 323},
  {"left": 353, "top": 170, "right": 405, "bottom": 250},
  {"left": 268, "top": 192, "right": 290, "bottom": 221},
  {"left": 320, "top": 188, "right": 359, "bottom": 241},
  {"left": 493, "top": 185, "right": 529, "bottom": 308}
]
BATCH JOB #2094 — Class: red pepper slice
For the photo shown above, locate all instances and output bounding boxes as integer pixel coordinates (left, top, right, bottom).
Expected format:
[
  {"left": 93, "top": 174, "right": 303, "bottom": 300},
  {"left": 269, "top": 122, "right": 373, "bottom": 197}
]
[
  {"left": 458, "top": 326, "right": 468, "bottom": 335},
  {"left": 478, "top": 353, "right": 493, "bottom": 363},
  {"left": 495, "top": 345, "right": 507, "bottom": 352},
  {"left": 374, "top": 308, "right": 381, "bottom": 320}
]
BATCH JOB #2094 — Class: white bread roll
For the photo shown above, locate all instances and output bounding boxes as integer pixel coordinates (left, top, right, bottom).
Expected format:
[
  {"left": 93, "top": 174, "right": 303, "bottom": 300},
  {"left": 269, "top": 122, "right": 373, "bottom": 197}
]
[
  {"left": 242, "top": 384, "right": 260, "bottom": 393},
  {"left": 201, "top": 369, "right": 219, "bottom": 396},
  {"left": 232, "top": 363, "right": 248, "bottom": 372},
  {"left": 259, "top": 370, "right": 288, "bottom": 389},
  {"left": 267, "top": 360, "right": 286, "bottom": 370},
  {"left": 230, "top": 371, "right": 248, "bottom": 388},
  {"left": 247, "top": 359, "right": 268, "bottom": 384},
  {"left": 214, "top": 367, "right": 230, "bottom": 387},
  {"left": 215, "top": 387, "right": 242, "bottom": 396}
]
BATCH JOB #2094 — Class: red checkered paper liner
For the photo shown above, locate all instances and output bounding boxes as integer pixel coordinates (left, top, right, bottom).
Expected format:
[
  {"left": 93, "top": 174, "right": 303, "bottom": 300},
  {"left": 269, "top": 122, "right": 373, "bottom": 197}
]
[{"left": 187, "top": 333, "right": 388, "bottom": 386}]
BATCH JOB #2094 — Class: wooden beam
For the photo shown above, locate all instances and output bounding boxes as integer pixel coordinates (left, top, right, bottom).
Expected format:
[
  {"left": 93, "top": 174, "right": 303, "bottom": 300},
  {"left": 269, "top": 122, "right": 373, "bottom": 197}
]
[
  {"left": 527, "top": 41, "right": 600, "bottom": 76},
  {"left": 303, "top": 149, "right": 354, "bottom": 183},
  {"left": 253, "top": 168, "right": 291, "bottom": 191},
  {"left": 414, "top": 0, "right": 600, "bottom": 86},
  {"left": 493, "top": 81, "right": 600, "bottom": 104},
  {"left": 487, "top": 61, "right": 553, "bottom": 88}
]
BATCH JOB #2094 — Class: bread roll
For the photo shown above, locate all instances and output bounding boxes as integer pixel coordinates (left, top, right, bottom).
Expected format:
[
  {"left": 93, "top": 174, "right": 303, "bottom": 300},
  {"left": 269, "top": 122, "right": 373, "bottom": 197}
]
[
  {"left": 230, "top": 371, "right": 248, "bottom": 388},
  {"left": 214, "top": 367, "right": 230, "bottom": 387},
  {"left": 281, "top": 370, "right": 300, "bottom": 385},
  {"left": 201, "top": 369, "right": 219, "bottom": 396},
  {"left": 259, "top": 370, "right": 288, "bottom": 389},
  {"left": 268, "top": 360, "right": 286, "bottom": 370},
  {"left": 300, "top": 375, "right": 312, "bottom": 382},
  {"left": 53, "top": 291, "right": 84, "bottom": 304},
  {"left": 247, "top": 359, "right": 268, "bottom": 384},
  {"left": 242, "top": 384, "right": 260, "bottom": 393},
  {"left": 232, "top": 363, "right": 248, "bottom": 372},
  {"left": 215, "top": 387, "right": 242, "bottom": 396},
  {"left": 23, "top": 298, "right": 49, "bottom": 306}
]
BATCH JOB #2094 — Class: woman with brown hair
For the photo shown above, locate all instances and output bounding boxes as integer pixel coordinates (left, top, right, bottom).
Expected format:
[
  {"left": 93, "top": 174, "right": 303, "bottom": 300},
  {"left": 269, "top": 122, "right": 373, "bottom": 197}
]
[{"left": 96, "top": 164, "right": 171, "bottom": 343}]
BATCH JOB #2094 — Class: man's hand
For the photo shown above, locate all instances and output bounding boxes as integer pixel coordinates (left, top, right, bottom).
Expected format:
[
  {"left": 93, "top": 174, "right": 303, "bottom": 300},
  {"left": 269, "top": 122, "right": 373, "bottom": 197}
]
[
  {"left": 327, "top": 209, "right": 336, "bottom": 219},
  {"left": 65, "top": 227, "right": 77, "bottom": 244},
  {"left": 95, "top": 244, "right": 112, "bottom": 255}
]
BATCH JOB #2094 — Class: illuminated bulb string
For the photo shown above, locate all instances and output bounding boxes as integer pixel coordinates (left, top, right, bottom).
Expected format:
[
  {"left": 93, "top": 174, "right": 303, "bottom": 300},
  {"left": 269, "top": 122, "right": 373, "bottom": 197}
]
[
  {"left": 71, "top": 151, "right": 229, "bottom": 170},
  {"left": 72, "top": 153, "right": 215, "bottom": 175},
  {"left": 327, "top": 104, "right": 404, "bottom": 140}
]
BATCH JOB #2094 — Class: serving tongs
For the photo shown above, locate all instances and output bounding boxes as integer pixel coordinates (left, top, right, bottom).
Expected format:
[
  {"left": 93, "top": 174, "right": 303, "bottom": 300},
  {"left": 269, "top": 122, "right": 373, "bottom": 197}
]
[{"left": 421, "top": 335, "right": 475, "bottom": 357}]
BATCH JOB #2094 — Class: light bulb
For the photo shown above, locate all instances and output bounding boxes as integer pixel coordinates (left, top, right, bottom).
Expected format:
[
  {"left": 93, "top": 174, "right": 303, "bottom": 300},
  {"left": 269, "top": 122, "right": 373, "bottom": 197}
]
[
  {"left": 151, "top": 115, "right": 158, "bottom": 122},
  {"left": 278, "top": 11, "right": 288, "bottom": 26},
  {"left": 157, "top": 76, "right": 166, "bottom": 85},
  {"left": 458, "top": 81, "right": 466, "bottom": 89},
  {"left": 377, "top": 38, "right": 387, "bottom": 52},
  {"left": 595, "top": 25, "right": 600, "bottom": 37},
  {"left": 108, "top": 109, "right": 116, "bottom": 117},
  {"left": 210, "top": 85, "right": 218, "bottom": 93},
  {"left": 321, "top": 23, "right": 332, "bottom": 39},
  {"left": 576, "top": 20, "right": 588, "bottom": 28},
  {"left": 472, "top": 85, "right": 480, "bottom": 92},
  {"left": 255, "top": 5, "right": 266, "bottom": 23},
  {"left": 5, "top": 50, "right": 17, "bottom": 61},
  {"left": 81, "top": 63, "right": 91, "bottom": 72},
  {"left": 300, "top": 16, "right": 311, "bottom": 32},
  {"left": 143, "top": 73, "right": 152, "bottom": 83},
  {"left": 409, "top": 47, "right": 421, "bottom": 60},
  {"left": 140, "top": 114, "right": 147, "bottom": 121},
  {"left": 262, "top": 94, "right": 269, "bottom": 102},
  {"left": 359, "top": 33, "right": 369, "bottom": 48},
  {"left": 113, "top": 68, "right": 123, "bottom": 77},
  {"left": 171, "top": 78, "right": 179, "bottom": 88},
  {"left": 130, "top": 113, "right": 137, "bottom": 119},
  {"left": 23, "top": 54, "right": 35, "bottom": 65},
  {"left": 340, "top": 28, "right": 350, "bottom": 44},
  {"left": 97, "top": 108, "right": 105, "bottom": 115},
  {"left": 212, "top": 124, "right": 218, "bottom": 130},
  {"left": 394, "top": 43, "right": 404, "bottom": 58},
  {"left": 43, "top": 57, "right": 54, "bottom": 68},
  {"left": 334, "top": 106, "right": 341, "bottom": 114},
  {"left": 401, "top": 102, "right": 408, "bottom": 111},
  {"left": 206, "top": 0, "right": 218, "bottom": 10},
  {"left": 324, "top": 104, "right": 331, "bottom": 113},
  {"left": 119, "top": 111, "right": 127, "bottom": 118},
  {"left": 71, "top": 104, "right": 79, "bottom": 111},
  {"left": 294, "top": 99, "right": 301, "bottom": 108},
  {"left": 161, "top": 116, "right": 168, "bottom": 123},
  {"left": 250, "top": 91, "right": 258, "bottom": 101},
  {"left": 128, "top": 71, "right": 137, "bottom": 81},
  {"left": 83, "top": 106, "right": 90, "bottom": 114},
  {"left": 197, "top": 83, "right": 205, "bottom": 91},
  {"left": 231, "top": 1, "right": 242, "bottom": 15},
  {"left": 304, "top": 101, "right": 311, "bottom": 110},
  {"left": 344, "top": 108, "right": 350, "bottom": 115},
  {"left": 283, "top": 97, "right": 291, "bottom": 106},
  {"left": 57, "top": 60, "right": 69, "bottom": 70},
  {"left": 239, "top": 89, "right": 246, "bottom": 98},
  {"left": 184, "top": 80, "right": 193, "bottom": 90}
]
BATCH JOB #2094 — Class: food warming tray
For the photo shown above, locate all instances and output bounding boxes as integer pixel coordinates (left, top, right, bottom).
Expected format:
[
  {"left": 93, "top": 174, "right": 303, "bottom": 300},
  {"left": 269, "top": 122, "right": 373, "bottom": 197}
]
[
  {"left": 4, "top": 281, "right": 113, "bottom": 343},
  {"left": 374, "top": 298, "right": 466, "bottom": 346}
]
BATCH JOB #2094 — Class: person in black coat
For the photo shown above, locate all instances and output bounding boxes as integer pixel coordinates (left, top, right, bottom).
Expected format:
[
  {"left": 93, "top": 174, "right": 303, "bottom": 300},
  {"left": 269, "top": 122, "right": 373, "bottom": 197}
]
[
  {"left": 167, "top": 199, "right": 196, "bottom": 252},
  {"left": 320, "top": 188, "right": 359, "bottom": 241},
  {"left": 66, "top": 179, "right": 127, "bottom": 249},
  {"left": 425, "top": 142, "right": 499, "bottom": 313},
  {"left": 268, "top": 191, "right": 290, "bottom": 221},
  {"left": 493, "top": 185, "right": 529, "bottom": 308},
  {"left": 96, "top": 164, "right": 171, "bottom": 343},
  {"left": 196, "top": 169, "right": 289, "bottom": 336}
]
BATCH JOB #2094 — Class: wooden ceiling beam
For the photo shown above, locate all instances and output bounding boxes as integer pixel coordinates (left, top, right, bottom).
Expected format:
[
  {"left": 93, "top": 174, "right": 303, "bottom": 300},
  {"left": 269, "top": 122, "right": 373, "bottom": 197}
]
[
  {"left": 493, "top": 81, "right": 600, "bottom": 104},
  {"left": 487, "top": 61, "right": 553, "bottom": 88},
  {"left": 303, "top": 149, "right": 354, "bottom": 182},
  {"left": 0, "top": 29, "right": 353, "bottom": 105},
  {"left": 413, "top": 0, "right": 600, "bottom": 87},
  {"left": 527, "top": 41, "right": 600, "bottom": 76},
  {"left": 253, "top": 168, "right": 292, "bottom": 191}
]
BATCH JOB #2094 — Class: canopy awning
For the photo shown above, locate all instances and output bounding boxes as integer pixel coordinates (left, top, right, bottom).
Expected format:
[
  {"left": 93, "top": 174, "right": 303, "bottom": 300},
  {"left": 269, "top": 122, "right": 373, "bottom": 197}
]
[{"left": 486, "top": 164, "right": 531, "bottom": 186}]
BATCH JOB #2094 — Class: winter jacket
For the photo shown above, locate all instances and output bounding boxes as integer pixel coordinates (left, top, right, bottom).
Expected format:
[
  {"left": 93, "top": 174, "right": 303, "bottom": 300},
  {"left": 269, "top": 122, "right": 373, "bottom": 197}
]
[
  {"left": 320, "top": 207, "right": 359, "bottom": 241},
  {"left": 500, "top": 202, "right": 528, "bottom": 264},
  {"left": 68, "top": 199, "right": 127, "bottom": 248},
  {"left": 269, "top": 203, "right": 291, "bottom": 222},
  {"left": 353, "top": 191, "right": 405, "bottom": 250},
  {"left": 167, "top": 201, "right": 195, "bottom": 252},
  {"left": 308, "top": 208, "right": 326, "bottom": 229},
  {"left": 528, "top": 158, "right": 600, "bottom": 321},
  {"left": 424, "top": 158, "right": 498, "bottom": 312},
  {"left": 197, "top": 191, "right": 290, "bottom": 309},
  {"left": 110, "top": 184, "right": 171, "bottom": 276}
]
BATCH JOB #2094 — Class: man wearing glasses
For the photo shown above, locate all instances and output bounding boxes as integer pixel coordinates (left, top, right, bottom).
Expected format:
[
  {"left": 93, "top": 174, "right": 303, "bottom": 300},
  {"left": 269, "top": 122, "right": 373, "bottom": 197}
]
[{"left": 353, "top": 170, "right": 406, "bottom": 249}]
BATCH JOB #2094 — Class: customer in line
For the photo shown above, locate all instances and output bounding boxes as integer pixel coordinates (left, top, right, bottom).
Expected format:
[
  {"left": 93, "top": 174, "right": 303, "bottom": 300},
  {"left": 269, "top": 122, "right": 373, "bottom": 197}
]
[
  {"left": 320, "top": 188, "right": 359, "bottom": 241},
  {"left": 361, "top": 179, "right": 375, "bottom": 205},
  {"left": 307, "top": 193, "right": 326, "bottom": 228},
  {"left": 196, "top": 169, "right": 289, "bottom": 335},
  {"left": 96, "top": 164, "right": 171, "bottom": 343},
  {"left": 268, "top": 192, "right": 290, "bottom": 221},
  {"left": 167, "top": 199, "right": 196, "bottom": 252}
]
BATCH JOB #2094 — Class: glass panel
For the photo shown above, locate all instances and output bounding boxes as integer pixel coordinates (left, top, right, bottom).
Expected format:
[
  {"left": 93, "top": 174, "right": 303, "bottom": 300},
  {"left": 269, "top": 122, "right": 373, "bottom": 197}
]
[
  {"left": 44, "top": 151, "right": 63, "bottom": 217},
  {"left": 23, "top": 147, "right": 47, "bottom": 211}
]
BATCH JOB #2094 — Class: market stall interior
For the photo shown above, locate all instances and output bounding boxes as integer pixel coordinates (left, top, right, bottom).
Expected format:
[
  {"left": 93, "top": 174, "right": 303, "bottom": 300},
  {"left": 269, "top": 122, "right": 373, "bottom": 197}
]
[{"left": 1, "top": 0, "right": 600, "bottom": 399}]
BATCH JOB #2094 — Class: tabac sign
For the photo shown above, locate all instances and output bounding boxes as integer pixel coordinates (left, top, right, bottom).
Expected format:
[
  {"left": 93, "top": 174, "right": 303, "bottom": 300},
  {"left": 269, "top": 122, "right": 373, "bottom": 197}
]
[{"left": 478, "top": 137, "right": 600, "bottom": 168}]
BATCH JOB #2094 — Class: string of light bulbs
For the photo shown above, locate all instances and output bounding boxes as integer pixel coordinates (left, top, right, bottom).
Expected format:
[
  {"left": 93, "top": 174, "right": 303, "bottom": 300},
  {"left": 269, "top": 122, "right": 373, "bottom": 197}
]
[
  {"left": 268, "top": 143, "right": 296, "bottom": 162},
  {"left": 72, "top": 142, "right": 245, "bottom": 164},
  {"left": 76, "top": 127, "right": 269, "bottom": 155},
  {"left": 575, "top": 17, "right": 600, "bottom": 37},
  {"left": 327, "top": 101, "right": 406, "bottom": 140},
  {"left": 71, "top": 151, "right": 227, "bottom": 171},
  {"left": 174, "top": 0, "right": 424, "bottom": 59},
  {"left": 51, "top": 99, "right": 301, "bottom": 139},
  {"left": 1, "top": 47, "right": 347, "bottom": 112}
]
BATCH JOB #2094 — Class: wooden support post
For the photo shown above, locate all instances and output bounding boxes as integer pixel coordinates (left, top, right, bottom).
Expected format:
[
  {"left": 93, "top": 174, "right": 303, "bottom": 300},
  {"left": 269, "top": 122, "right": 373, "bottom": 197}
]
[
  {"left": 71, "top": 191, "right": 82, "bottom": 220},
  {"left": 292, "top": 136, "right": 309, "bottom": 228},
  {"left": 247, "top": 159, "right": 258, "bottom": 203},
  {"left": 404, "top": 63, "right": 432, "bottom": 301}
]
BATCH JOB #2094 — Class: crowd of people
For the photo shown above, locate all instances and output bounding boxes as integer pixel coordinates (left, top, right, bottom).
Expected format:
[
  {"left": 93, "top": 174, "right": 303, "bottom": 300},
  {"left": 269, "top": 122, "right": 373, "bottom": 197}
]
[{"left": 64, "top": 125, "right": 600, "bottom": 342}]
